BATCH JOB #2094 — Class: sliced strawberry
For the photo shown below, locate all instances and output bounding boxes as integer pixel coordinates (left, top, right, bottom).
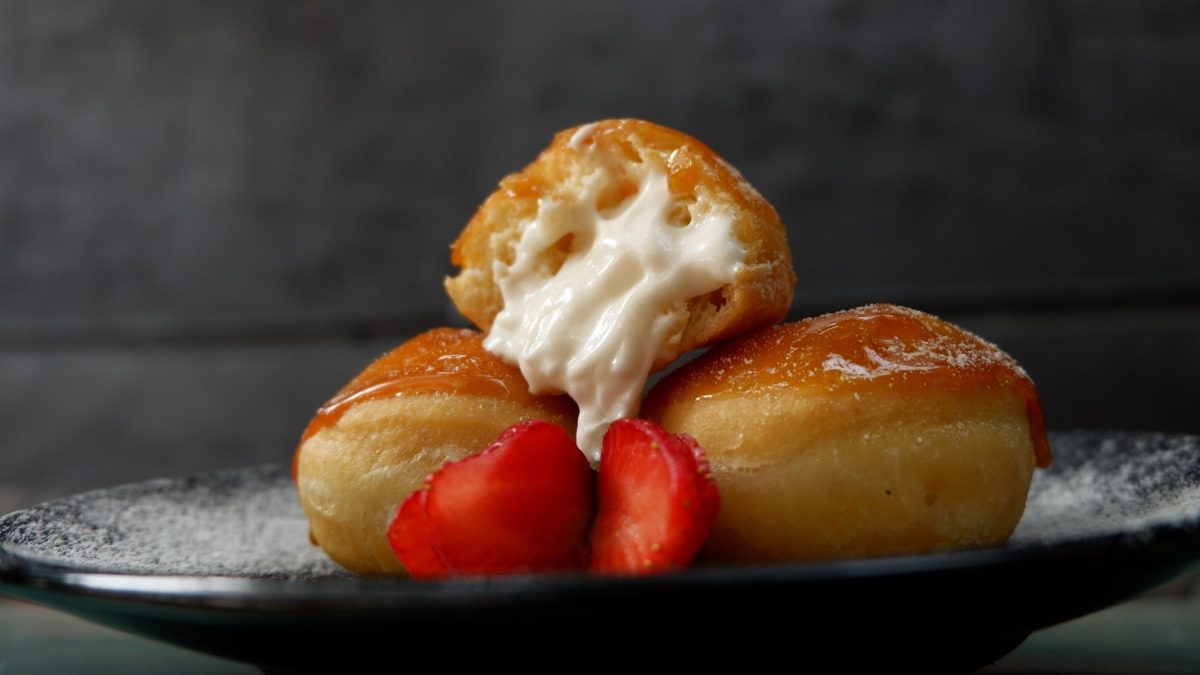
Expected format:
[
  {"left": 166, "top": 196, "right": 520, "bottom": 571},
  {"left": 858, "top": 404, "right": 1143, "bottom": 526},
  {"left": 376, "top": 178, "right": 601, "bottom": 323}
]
[
  {"left": 588, "top": 419, "right": 720, "bottom": 575},
  {"left": 388, "top": 419, "right": 594, "bottom": 577},
  {"left": 673, "top": 433, "right": 720, "bottom": 531},
  {"left": 387, "top": 488, "right": 449, "bottom": 580}
]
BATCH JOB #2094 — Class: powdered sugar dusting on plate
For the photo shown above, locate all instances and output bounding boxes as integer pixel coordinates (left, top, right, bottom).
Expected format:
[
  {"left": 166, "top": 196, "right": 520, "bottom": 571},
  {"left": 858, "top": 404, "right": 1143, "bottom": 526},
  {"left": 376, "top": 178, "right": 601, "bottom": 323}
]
[
  {"left": 1, "top": 433, "right": 1198, "bottom": 579},
  {"left": 0, "top": 465, "right": 346, "bottom": 580},
  {"left": 1012, "top": 432, "right": 1200, "bottom": 544}
]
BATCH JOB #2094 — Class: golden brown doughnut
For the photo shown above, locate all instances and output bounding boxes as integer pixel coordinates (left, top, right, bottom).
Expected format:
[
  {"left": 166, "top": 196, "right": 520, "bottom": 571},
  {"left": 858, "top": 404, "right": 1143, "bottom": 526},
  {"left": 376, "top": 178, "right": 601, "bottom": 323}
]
[
  {"left": 445, "top": 118, "right": 796, "bottom": 368},
  {"left": 642, "top": 304, "right": 1051, "bottom": 564},
  {"left": 294, "top": 328, "right": 576, "bottom": 575}
]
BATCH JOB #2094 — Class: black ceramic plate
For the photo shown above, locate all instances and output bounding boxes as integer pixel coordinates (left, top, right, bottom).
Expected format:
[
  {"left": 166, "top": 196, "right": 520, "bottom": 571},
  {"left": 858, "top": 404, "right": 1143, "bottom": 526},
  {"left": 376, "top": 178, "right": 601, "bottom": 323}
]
[{"left": 2, "top": 431, "right": 1199, "bottom": 672}]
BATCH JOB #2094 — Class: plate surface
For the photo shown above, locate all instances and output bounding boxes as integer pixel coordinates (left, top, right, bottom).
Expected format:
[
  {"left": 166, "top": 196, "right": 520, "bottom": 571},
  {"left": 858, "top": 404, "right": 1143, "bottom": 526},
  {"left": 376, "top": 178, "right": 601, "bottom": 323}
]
[{"left": 2, "top": 431, "right": 1199, "bottom": 671}]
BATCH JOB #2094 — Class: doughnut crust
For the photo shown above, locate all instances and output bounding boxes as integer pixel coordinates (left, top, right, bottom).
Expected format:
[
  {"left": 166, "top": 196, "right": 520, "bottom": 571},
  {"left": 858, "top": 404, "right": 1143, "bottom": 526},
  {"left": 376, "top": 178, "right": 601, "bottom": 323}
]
[
  {"left": 294, "top": 328, "right": 576, "bottom": 575},
  {"left": 642, "top": 304, "right": 1051, "bottom": 564},
  {"left": 445, "top": 118, "right": 796, "bottom": 367}
]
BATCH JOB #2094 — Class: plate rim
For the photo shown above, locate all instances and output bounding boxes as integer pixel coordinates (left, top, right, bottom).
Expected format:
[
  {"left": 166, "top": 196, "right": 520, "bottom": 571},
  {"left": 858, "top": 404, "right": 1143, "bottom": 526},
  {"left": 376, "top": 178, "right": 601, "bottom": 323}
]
[{"left": 3, "top": 429, "right": 1200, "bottom": 614}]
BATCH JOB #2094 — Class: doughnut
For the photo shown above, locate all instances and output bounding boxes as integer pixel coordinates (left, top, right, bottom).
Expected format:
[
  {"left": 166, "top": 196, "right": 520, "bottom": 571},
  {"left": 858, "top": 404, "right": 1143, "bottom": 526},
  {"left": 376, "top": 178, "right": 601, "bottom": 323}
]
[
  {"left": 445, "top": 118, "right": 796, "bottom": 457},
  {"left": 297, "top": 119, "right": 1052, "bottom": 576},
  {"left": 294, "top": 328, "right": 576, "bottom": 575},
  {"left": 446, "top": 118, "right": 794, "bottom": 349},
  {"left": 642, "top": 304, "right": 1052, "bottom": 564}
]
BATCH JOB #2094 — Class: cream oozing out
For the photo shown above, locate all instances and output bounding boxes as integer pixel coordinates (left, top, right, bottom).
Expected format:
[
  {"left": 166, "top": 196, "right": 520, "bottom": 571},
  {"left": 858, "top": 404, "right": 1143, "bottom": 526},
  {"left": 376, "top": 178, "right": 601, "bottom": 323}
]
[{"left": 484, "top": 156, "right": 745, "bottom": 461}]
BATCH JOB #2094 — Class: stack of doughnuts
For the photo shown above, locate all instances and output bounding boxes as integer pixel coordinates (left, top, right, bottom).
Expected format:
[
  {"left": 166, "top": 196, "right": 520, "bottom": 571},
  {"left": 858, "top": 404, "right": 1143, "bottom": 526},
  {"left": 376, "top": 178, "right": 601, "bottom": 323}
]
[{"left": 294, "top": 119, "right": 1050, "bottom": 576}]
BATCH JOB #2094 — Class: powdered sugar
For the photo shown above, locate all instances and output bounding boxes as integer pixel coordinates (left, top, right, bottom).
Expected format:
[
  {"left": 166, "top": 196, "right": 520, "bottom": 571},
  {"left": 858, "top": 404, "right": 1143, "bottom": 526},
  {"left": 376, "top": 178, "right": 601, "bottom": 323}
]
[
  {"left": 656, "top": 304, "right": 1036, "bottom": 405},
  {"left": 0, "top": 465, "right": 345, "bottom": 580},
  {"left": 1012, "top": 432, "right": 1200, "bottom": 544},
  {"left": 1, "top": 433, "right": 1197, "bottom": 578},
  {"left": 814, "top": 306, "right": 1026, "bottom": 381}
]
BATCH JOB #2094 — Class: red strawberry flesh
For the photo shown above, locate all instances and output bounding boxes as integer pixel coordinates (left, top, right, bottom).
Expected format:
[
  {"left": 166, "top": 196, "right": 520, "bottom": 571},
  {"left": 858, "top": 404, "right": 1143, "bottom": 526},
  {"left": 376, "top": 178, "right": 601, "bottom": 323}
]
[
  {"left": 589, "top": 419, "right": 720, "bottom": 574},
  {"left": 387, "top": 488, "right": 449, "bottom": 580},
  {"left": 389, "top": 419, "right": 594, "bottom": 577}
]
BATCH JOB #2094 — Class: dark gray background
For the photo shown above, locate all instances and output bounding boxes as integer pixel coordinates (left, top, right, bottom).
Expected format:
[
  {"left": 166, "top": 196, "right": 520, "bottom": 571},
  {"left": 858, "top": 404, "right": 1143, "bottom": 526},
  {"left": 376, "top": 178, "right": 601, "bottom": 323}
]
[{"left": 1, "top": 0, "right": 1198, "bottom": 512}]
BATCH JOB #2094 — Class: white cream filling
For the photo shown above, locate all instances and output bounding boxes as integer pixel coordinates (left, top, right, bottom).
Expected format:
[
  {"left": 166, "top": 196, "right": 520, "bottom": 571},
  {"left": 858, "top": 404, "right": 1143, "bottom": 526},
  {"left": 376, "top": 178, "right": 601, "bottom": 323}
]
[{"left": 484, "top": 159, "right": 745, "bottom": 461}]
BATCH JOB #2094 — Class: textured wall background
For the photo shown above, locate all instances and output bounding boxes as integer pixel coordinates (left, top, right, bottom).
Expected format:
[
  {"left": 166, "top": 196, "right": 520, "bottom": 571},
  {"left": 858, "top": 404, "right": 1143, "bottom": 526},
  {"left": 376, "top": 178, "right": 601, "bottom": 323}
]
[{"left": 1, "top": 0, "right": 1198, "bottom": 511}]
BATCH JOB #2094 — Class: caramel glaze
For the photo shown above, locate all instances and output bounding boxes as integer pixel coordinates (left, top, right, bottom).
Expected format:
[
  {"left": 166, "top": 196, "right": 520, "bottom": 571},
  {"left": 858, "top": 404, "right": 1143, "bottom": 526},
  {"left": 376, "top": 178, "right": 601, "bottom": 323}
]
[
  {"left": 293, "top": 327, "right": 577, "bottom": 476},
  {"left": 644, "top": 304, "right": 1051, "bottom": 468},
  {"left": 459, "top": 118, "right": 786, "bottom": 271},
  {"left": 489, "top": 119, "right": 779, "bottom": 223}
]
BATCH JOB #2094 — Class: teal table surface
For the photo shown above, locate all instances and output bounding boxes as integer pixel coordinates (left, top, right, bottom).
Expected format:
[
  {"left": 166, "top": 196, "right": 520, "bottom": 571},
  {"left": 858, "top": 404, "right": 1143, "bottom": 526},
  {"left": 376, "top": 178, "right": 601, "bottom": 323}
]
[{"left": 2, "top": 593, "right": 1200, "bottom": 674}]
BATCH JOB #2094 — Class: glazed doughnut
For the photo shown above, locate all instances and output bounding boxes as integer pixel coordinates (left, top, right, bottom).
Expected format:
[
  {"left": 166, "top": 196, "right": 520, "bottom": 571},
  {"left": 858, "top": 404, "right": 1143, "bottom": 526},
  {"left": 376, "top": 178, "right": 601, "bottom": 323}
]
[
  {"left": 294, "top": 328, "right": 576, "bottom": 575},
  {"left": 445, "top": 119, "right": 795, "bottom": 457},
  {"left": 446, "top": 118, "right": 795, "bottom": 351},
  {"left": 642, "top": 304, "right": 1051, "bottom": 564}
]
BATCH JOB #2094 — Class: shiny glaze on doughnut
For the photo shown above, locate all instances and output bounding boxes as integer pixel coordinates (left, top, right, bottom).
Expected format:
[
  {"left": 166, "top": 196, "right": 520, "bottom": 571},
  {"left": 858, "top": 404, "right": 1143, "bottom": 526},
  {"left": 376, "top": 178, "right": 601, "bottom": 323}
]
[
  {"left": 645, "top": 304, "right": 1051, "bottom": 468},
  {"left": 486, "top": 118, "right": 779, "bottom": 226},
  {"left": 296, "top": 327, "right": 575, "bottom": 452}
]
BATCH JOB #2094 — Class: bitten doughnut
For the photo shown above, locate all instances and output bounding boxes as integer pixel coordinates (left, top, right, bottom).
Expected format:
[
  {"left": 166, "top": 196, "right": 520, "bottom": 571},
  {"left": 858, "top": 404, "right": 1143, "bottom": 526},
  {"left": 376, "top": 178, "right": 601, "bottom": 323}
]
[
  {"left": 642, "top": 304, "right": 1052, "bottom": 564},
  {"left": 294, "top": 328, "right": 576, "bottom": 575},
  {"left": 446, "top": 118, "right": 796, "bottom": 457}
]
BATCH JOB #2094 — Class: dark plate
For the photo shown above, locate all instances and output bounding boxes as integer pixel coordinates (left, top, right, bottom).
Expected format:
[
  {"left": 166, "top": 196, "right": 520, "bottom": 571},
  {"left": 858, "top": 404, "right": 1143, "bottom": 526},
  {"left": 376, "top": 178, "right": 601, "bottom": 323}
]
[{"left": 2, "top": 431, "right": 1200, "bottom": 672}]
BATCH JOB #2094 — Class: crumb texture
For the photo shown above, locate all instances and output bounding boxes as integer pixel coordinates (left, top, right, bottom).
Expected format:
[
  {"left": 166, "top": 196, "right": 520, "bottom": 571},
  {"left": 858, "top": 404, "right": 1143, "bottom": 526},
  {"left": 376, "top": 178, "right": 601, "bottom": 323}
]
[{"left": 446, "top": 118, "right": 795, "bottom": 357}]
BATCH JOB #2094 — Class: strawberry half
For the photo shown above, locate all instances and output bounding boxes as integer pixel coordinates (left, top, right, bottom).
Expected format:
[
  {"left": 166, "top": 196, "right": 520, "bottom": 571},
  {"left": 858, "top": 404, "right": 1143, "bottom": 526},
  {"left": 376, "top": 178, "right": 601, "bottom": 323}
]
[
  {"left": 588, "top": 419, "right": 720, "bottom": 575},
  {"left": 387, "top": 419, "right": 594, "bottom": 579},
  {"left": 387, "top": 489, "right": 449, "bottom": 578}
]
